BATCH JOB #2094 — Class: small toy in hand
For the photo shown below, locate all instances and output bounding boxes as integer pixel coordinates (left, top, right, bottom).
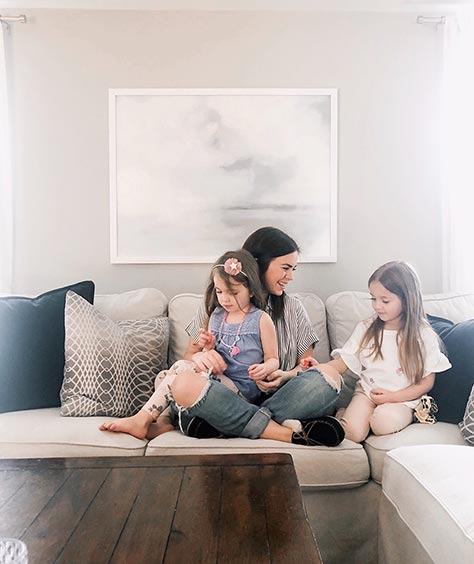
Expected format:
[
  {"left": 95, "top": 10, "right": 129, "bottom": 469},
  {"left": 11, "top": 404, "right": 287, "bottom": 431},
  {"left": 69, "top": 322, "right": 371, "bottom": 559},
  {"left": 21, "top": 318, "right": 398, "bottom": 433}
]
[{"left": 302, "top": 358, "right": 312, "bottom": 368}]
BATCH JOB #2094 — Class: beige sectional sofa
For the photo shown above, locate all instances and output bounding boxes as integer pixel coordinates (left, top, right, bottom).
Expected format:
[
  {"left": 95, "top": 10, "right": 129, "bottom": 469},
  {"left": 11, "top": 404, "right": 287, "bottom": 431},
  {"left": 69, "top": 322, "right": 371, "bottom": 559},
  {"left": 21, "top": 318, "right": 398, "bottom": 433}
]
[{"left": 1, "top": 288, "right": 473, "bottom": 564}]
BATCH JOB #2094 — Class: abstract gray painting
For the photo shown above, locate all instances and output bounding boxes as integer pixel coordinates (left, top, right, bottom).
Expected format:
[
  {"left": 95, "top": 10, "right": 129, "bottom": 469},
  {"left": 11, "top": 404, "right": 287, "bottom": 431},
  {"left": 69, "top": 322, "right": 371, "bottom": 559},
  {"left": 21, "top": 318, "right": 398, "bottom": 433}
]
[{"left": 110, "top": 88, "right": 337, "bottom": 263}]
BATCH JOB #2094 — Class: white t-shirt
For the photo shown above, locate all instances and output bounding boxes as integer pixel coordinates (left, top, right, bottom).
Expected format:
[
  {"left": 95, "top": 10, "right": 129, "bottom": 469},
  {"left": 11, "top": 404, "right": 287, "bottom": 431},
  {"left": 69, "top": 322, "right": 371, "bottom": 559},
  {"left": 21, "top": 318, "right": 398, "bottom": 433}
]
[{"left": 332, "top": 321, "right": 451, "bottom": 408}]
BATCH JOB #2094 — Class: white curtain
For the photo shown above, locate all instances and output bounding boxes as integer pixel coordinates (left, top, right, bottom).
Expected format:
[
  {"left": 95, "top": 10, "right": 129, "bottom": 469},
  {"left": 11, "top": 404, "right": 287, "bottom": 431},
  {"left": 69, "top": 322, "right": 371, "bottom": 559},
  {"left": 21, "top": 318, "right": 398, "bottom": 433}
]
[
  {"left": 0, "top": 22, "right": 13, "bottom": 294},
  {"left": 442, "top": 12, "right": 474, "bottom": 292}
]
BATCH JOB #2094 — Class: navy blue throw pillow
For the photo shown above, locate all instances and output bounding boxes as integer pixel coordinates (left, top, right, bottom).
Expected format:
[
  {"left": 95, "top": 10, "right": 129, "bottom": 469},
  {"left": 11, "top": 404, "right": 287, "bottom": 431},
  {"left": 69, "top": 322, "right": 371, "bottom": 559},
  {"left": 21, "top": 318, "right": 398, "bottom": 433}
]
[
  {"left": 0, "top": 281, "right": 95, "bottom": 413},
  {"left": 428, "top": 314, "right": 474, "bottom": 424}
]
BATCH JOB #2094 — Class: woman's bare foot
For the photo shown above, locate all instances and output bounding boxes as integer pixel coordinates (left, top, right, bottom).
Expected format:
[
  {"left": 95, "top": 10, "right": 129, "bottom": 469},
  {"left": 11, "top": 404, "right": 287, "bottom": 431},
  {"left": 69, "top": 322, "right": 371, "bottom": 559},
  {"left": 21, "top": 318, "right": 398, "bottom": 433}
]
[{"left": 99, "top": 409, "right": 153, "bottom": 439}]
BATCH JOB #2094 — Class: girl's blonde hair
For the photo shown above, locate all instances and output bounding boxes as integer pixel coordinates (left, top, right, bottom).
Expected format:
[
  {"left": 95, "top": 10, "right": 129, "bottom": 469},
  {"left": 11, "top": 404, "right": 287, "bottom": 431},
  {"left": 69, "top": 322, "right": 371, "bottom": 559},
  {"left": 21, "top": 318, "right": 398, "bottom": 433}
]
[
  {"left": 359, "top": 261, "right": 427, "bottom": 384},
  {"left": 204, "top": 249, "right": 266, "bottom": 316}
]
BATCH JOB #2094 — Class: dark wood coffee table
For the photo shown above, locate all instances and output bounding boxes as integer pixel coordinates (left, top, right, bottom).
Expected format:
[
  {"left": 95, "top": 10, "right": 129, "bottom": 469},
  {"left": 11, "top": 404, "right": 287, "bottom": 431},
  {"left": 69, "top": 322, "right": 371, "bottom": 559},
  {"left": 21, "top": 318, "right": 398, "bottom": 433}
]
[{"left": 0, "top": 453, "right": 321, "bottom": 563}]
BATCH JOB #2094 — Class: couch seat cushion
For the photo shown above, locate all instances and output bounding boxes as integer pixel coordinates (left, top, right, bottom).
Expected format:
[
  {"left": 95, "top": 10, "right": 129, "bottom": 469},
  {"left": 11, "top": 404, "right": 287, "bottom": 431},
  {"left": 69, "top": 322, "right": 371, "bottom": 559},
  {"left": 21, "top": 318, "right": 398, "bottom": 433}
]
[
  {"left": 364, "top": 422, "right": 467, "bottom": 484},
  {"left": 0, "top": 408, "right": 147, "bottom": 458},
  {"left": 146, "top": 431, "right": 369, "bottom": 489},
  {"left": 381, "top": 445, "right": 474, "bottom": 563}
]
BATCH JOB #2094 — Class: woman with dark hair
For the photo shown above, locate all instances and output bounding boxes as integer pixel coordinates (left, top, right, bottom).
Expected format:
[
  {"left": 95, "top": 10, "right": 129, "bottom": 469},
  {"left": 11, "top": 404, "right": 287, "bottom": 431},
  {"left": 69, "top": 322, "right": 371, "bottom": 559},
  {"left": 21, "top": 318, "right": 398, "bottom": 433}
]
[
  {"left": 186, "top": 227, "right": 315, "bottom": 381},
  {"left": 171, "top": 226, "right": 345, "bottom": 447}
]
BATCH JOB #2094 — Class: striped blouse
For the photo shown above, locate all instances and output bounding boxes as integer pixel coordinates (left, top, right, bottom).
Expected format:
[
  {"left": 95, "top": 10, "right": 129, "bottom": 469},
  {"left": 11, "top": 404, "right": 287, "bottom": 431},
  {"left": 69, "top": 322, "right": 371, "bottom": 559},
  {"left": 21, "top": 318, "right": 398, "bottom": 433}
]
[{"left": 185, "top": 295, "right": 318, "bottom": 371}]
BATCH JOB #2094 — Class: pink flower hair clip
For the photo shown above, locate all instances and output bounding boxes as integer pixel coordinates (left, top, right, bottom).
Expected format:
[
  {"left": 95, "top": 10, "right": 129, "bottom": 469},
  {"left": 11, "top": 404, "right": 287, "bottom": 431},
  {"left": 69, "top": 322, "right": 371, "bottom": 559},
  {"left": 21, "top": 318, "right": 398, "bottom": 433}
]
[
  {"left": 224, "top": 258, "right": 248, "bottom": 277},
  {"left": 213, "top": 258, "right": 248, "bottom": 277}
]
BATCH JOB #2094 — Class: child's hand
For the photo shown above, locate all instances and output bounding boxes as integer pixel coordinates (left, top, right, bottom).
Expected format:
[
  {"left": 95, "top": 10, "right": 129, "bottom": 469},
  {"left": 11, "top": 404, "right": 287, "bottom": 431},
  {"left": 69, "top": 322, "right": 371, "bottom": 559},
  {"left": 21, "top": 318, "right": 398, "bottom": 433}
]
[
  {"left": 255, "top": 370, "right": 287, "bottom": 392},
  {"left": 198, "top": 328, "right": 215, "bottom": 351},
  {"left": 192, "top": 349, "right": 227, "bottom": 373},
  {"left": 248, "top": 363, "right": 268, "bottom": 381},
  {"left": 300, "top": 357, "right": 318, "bottom": 370},
  {"left": 370, "top": 388, "right": 394, "bottom": 405}
]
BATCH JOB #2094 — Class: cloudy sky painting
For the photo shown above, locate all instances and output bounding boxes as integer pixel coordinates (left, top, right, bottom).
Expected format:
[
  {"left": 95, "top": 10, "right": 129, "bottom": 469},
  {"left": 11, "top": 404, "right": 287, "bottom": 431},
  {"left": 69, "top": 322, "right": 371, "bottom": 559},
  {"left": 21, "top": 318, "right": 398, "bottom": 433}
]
[{"left": 110, "top": 88, "right": 337, "bottom": 263}]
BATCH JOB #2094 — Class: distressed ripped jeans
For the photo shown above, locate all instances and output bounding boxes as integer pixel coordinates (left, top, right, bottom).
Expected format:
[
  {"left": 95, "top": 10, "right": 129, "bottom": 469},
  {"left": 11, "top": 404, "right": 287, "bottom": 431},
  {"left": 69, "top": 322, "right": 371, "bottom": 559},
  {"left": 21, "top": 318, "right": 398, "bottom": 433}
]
[{"left": 168, "top": 368, "right": 340, "bottom": 439}]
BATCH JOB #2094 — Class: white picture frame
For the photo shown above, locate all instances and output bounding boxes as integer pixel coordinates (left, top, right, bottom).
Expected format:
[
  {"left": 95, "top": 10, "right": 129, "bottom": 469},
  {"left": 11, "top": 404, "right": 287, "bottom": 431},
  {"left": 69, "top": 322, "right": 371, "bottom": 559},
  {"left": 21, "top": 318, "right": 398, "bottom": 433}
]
[{"left": 109, "top": 88, "right": 338, "bottom": 263}]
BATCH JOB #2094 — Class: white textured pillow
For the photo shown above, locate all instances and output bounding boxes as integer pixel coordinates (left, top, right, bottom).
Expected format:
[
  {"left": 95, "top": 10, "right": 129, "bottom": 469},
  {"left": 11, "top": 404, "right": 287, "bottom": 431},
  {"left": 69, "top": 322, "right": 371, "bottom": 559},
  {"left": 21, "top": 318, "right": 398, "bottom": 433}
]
[{"left": 60, "top": 291, "right": 169, "bottom": 417}]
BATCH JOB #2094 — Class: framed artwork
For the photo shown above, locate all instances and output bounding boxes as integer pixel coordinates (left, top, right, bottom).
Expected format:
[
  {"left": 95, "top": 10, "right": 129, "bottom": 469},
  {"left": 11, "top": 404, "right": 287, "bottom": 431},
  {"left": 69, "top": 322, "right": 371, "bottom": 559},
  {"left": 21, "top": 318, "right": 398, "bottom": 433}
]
[{"left": 109, "top": 88, "right": 337, "bottom": 263}]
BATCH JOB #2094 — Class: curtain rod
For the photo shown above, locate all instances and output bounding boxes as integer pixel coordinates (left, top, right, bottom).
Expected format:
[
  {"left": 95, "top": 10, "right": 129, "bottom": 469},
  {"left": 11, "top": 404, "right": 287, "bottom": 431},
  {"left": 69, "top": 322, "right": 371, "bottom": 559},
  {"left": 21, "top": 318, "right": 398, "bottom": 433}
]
[
  {"left": 417, "top": 15, "right": 446, "bottom": 26},
  {"left": 0, "top": 14, "right": 449, "bottom": 26},
  {"left": 0, "top": 14, "right": 447, "bottom": 27},
  {"left": 0, "top": 15, "right": 27, "bottom": 24}
]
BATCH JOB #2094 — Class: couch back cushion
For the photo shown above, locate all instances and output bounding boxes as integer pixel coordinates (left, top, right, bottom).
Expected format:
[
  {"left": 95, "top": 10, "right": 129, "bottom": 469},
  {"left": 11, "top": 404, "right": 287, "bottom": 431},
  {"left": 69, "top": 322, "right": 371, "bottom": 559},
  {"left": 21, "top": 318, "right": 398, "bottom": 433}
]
[
  {"left": 428, "top": 315, "right": 474, "bottom": 424},
  {"left": 94, "top": 288, "right": 168, "bottom": 320},
  {"left": 295, "top": 293, "right": 331, "bottom": 362},
  {"left": 168, "top": 293, "right": 202, "bottom": 366},
  {"left": 326, "top": 291, "right": 474, "bottom": 351},
  {"left": 168, "top": 292, "right": 330, "bottom": 366},
  {"left": 0, "top": 281, "right": 95, "bottom": 413}
]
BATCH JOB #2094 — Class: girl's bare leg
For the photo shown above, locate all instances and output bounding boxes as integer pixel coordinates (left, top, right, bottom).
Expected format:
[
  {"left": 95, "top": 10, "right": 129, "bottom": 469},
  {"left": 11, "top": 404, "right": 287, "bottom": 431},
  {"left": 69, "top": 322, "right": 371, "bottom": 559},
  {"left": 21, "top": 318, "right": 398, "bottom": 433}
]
[
  {"left": 370, "top": 403, "right": 413, "bottom": 436},
  {"left": 99, "top": 373, "right": 177, "bottom": 438},
  {"left": 340, "top": 390, "right": 375, "bottom": 443}
]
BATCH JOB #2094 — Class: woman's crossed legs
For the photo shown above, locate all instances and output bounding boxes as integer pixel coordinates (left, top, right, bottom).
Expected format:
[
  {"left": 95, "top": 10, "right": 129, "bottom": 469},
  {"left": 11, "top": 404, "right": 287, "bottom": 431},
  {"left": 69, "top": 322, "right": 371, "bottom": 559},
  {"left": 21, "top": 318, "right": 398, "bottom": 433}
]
[{"left": 169, "top": 367, "right": 344, "bottom": 446}]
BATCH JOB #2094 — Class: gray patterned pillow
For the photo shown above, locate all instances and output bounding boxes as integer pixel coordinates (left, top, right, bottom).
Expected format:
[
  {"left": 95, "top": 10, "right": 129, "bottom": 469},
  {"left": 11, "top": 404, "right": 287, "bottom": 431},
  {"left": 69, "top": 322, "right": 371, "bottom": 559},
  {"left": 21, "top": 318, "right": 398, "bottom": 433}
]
[{"left": 60, "top": 291, "right": 169, "bottom": 417}]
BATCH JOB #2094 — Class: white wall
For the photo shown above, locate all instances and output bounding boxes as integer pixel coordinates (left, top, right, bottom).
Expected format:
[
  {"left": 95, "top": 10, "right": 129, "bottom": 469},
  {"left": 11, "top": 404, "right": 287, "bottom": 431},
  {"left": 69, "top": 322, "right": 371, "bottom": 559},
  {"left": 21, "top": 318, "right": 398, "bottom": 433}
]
[{"left": 6, "top": 9, "right": 444, "bottom": 299}]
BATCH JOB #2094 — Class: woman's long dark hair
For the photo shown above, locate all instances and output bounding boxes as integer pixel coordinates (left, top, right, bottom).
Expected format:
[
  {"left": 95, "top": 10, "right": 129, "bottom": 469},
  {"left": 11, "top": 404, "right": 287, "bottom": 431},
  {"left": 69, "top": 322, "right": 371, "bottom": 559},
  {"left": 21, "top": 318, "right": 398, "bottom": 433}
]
[{"left": 243, "top": 226, "right": 299, "bottom": 320}]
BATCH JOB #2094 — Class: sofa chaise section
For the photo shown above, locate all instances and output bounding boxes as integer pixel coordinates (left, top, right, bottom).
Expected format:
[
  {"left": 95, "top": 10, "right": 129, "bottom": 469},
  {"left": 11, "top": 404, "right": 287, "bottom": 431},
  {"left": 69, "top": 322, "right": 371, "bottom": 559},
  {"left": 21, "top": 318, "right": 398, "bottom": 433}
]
[{"left": 379, "top": 445, "right": 474, "bottom": 564}]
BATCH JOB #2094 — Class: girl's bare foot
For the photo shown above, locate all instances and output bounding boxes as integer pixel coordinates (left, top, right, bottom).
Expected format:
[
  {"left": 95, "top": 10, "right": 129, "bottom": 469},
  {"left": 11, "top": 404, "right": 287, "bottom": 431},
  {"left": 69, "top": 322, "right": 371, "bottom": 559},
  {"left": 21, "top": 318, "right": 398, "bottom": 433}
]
[{"left": 99, "top": 410, "right": 153, "bottom": 439}]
